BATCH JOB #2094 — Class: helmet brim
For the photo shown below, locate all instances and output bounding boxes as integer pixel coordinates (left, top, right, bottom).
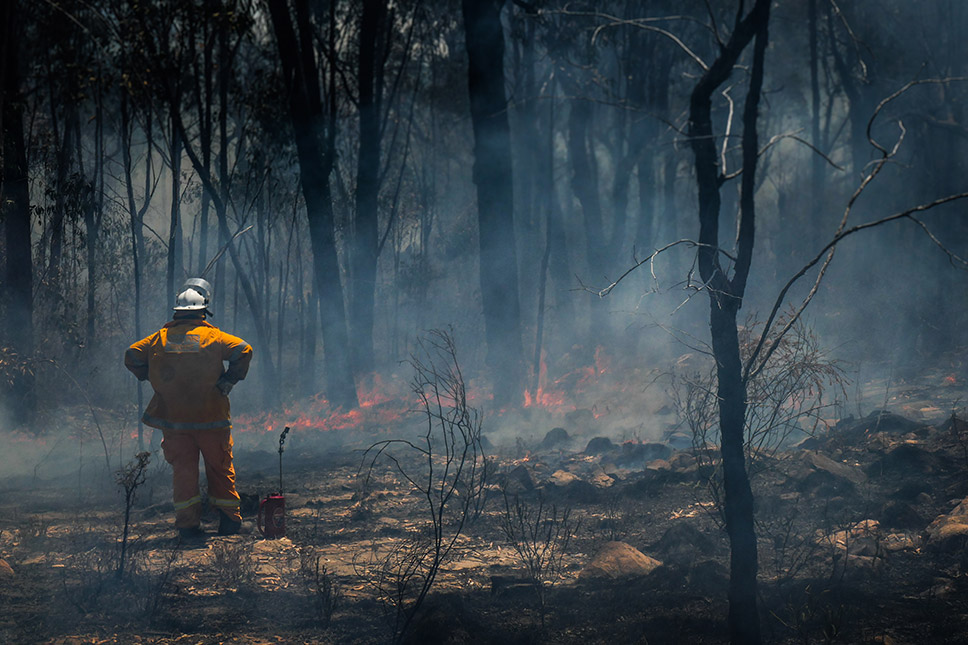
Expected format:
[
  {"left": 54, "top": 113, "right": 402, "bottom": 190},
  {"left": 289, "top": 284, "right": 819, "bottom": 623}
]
[{"left": 172, "top": 306, "right": 214, "bottom": 316}]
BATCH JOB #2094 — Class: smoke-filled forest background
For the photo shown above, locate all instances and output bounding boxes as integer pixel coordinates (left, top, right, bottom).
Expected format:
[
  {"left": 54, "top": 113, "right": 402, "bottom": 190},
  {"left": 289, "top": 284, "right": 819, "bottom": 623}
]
[{"left": 2, "top": 0, "right": 967, "bottom": 453}]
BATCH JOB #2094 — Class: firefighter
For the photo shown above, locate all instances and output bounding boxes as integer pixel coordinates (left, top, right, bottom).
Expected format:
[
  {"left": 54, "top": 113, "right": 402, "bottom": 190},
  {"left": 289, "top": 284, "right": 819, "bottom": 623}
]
[{"left": 124, "top": 278, "right": 252, "bottom": 539}]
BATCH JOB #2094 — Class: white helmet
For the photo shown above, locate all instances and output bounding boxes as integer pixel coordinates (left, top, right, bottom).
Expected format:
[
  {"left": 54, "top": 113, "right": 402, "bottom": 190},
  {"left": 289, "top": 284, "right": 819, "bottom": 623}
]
[{"left": 173, "top": 278, "right": 213, "bottom": 315}]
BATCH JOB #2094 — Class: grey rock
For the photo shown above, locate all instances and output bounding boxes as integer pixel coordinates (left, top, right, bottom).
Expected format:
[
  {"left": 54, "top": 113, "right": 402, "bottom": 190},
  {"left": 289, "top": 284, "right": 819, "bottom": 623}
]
[
  {"left": 803, "top": 452, "right": 867, "bottom": 484},
  {"left": 540, "top": 427, "right": 570, "bottom": 450},
  {"left": 585, "top": 436, "right": 617, "bottom": 455},
  {"left": 579, "top": 541, "right": 662, "bottom": 581}
]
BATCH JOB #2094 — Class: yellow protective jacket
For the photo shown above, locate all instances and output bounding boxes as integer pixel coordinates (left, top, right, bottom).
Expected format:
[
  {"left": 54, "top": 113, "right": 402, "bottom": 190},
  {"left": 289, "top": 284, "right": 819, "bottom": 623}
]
[{"left": 124, "top": 318, "right": 252, "bottom": 431}]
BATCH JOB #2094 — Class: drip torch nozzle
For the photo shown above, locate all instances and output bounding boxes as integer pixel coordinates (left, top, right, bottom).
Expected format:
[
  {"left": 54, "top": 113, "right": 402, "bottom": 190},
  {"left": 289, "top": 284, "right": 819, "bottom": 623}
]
[
  {"left": 279, "top": 426, "right": 290, "bottom": 455},
  {"left": 278, "top": 426, "right": 290, "bottom": 495}
]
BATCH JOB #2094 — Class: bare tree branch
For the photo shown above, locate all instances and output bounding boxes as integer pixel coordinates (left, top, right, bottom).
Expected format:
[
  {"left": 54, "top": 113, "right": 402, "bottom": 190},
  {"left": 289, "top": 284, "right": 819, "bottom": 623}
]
[
  {"left": 910, "top": 216, "right": 968, "bottom": 269},
  {"left": 721, "top": 84, "right": 737, "bottom": 176},
  {"left": 579, "top": 239, "right": 736, "bottom": 298},
  {"left": 828, "top": 0, "right": 869, "bottom": 80},
  {"left": 558, "top": 10, "right": 711, "bottom": 71},
  {"left": 722, "top": 131, "right": 845, "bottom": 181},
  {"left": 743, "top": 78, "right": 968, "bottom": 382},
  {"left": 745, "top": 190, "right": 968, "bottom": 383}
]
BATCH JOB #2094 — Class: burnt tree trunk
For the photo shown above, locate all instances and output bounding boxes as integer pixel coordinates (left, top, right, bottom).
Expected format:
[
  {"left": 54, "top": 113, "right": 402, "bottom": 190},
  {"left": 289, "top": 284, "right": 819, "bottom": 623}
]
[
  {"left": 192, "top": 9, "right": 215, "bottom": 274},
  {"left": 48, "top": 105, "right": 74, "bottom": 305},
  {"left": 808, "top": 0, "right": 823, "bottom": 255},
  {"left": 544, "top": 79, "right": 572, "bottom": 341},
  {"left": 633, "top": 27, "right": 673, "bottom": 266},
  {"left": 350, "top": 0, "right": 388, "bottom": 377},
  {"left": 215, "top": 8, "right": 231, "bottom": 315},
  {"left": 166, "top": 112, "right": 183, "bottom": 307},
  {"left": 462, "top": 0, "right": 525, "bottom": 406},
  {"left": 267, "top": 0, "right": 358, "bottom": 408},
  {"left": 121, "top": 91, "right": 151, "bottom": 449},
  {"left": 687, "top": 1, "right": 770, "bottom": 643},
  {"left": 84, "top": 78, "right": 104, "bottom": 345},
  {"left": 567, "top": 94, "right": 610, "bottom": 346},
  {"left": 1, "top": 0, "right": 35, "bottom": 424}
]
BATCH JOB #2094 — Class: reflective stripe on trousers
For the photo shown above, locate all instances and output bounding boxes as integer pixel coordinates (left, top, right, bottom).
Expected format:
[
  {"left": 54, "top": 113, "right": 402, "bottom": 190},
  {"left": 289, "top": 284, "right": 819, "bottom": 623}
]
[
  {"left": 209, "top": 496, "right": 241, "bottom": 509},
  {"left": 174, "top": 495, "right": 202, "bottom": 511}
]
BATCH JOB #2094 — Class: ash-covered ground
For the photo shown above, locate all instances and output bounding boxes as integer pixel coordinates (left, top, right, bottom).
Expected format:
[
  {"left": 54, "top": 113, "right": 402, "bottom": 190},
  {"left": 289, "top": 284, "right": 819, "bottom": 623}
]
[{"left": 3, "top": 357, "right": 968, "bottom": 644}]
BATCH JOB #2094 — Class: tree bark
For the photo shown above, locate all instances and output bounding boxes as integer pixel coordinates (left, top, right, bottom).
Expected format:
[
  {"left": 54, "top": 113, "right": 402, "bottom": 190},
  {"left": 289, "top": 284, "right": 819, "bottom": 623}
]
[
  {"left": 48, "top": 106, "right": 73, "bottom": 299},
  {"left": 462, "top": 0, "right": 525, "bottom": 407},
  {"left": 566, "top": 93, "right": 609, "bottom": 345},
  {"left": 166, "top": 113, "right": 183, "bottom": 307},
  {"left": 350, "top": 0, "right": 388, "bottom": 377},
  {"left": 808, "top": 0, "right": 823, "bottom": 255},
  {"left": 687, "top": 1, "right": 770, "bottom": 643},
  {"left": 84, "top": 76, "right": 104, "bottom": 345},
  {"left": 543, "top": 79, "right": 572, "bottom": 341},
  {"left": 267, "top": 0, "right": 358, "bottom": 408},
  {"left": 193, "top": 10, "right": 214, "bottom": 274},
  {"left": 1, "top": 0, "right": 35, "bottom": 424}
]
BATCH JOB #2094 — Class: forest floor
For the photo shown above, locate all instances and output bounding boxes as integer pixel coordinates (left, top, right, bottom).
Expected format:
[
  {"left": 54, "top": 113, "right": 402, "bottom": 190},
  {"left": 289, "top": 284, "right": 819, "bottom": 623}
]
[{"left": 3, "top": 359, "right": 968, "bottom": 644}]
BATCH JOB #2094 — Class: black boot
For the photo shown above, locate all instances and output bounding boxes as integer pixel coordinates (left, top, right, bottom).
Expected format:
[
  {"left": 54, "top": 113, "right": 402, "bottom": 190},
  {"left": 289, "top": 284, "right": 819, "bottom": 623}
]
[
  {"left": 178, "top": 526, "right": 206, "bottom": 540},
  {"left": 218, "top": 513, "right": 243, "bottom": 535}
]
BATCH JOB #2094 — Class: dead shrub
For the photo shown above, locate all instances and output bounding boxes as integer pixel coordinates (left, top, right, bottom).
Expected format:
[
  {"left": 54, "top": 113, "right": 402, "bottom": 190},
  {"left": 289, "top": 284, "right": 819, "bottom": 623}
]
[
  {"left": 58, "top": 523, "right": 180, "bottom": 622},
  {"left": 945, "top": 408, "right": 968, "bottom": 471},
  {"left": 500, "top": 490, "right": 580, "bottom": 625},
  {"left": 672, "top": 313, "right": 847, "bottom": 523},
  {"left": 771, "top": 584, "right": 849, "bottom": 645},
  {"left": 18, "top": 514, "right": 52, "bottom": 551},
  {"left": 759, "top": 498, "right": 820, "bottom": 585},
  {"left": 357, "top": 329, "right": 488, "bottom": 643},
  {"left": 300, "top": 546, "right": 342, "bottom": 626},
  {"left": 116, "top": 451, "right": 151, "bottom": 578},
  {"left": 589, "top": 492, "right": 632, "bottom": 544},
  {"left": 60, "top": 528, "right": 117, "bottom": 613},
  {"left": 211, "top": 540, "right": 255, "bottom": 589},
  {"left": 132, "top": 543, "right": 181, "bottom": 621}
]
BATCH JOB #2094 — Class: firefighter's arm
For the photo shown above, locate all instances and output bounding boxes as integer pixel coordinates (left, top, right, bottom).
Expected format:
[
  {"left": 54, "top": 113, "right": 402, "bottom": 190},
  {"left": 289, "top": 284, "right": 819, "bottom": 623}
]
[
  {"left": 124, "top": 335, "right": 154, "bottom": 381},
  {"left": 218, "top": 333, "right": 252, "bottom": 388}
]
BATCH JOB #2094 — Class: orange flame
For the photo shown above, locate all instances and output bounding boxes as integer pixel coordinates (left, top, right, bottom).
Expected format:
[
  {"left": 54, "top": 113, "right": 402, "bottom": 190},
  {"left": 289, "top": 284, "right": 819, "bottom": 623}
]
[
  {"left": 237, "top": 346, "right": 632, "bottom": 437},
  {"left": 235, "top": 372, "right": 412, "bottom": 436},
  {"left": 522, "top": 347, "right": 614, "bottom": 415}
]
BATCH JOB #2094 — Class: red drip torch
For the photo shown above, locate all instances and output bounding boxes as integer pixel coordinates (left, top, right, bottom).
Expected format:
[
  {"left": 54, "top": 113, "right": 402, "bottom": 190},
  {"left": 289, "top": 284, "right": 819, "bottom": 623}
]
[{"left": 258, "top": 426, "right": 290, "bottom": 539}]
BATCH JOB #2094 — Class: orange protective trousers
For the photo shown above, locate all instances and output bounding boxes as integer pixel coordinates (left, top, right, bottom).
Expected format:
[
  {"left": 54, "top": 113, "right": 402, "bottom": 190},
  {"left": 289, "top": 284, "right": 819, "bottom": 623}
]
[{"left": 161, "top": 428, "right": 242, "bottom": 528}]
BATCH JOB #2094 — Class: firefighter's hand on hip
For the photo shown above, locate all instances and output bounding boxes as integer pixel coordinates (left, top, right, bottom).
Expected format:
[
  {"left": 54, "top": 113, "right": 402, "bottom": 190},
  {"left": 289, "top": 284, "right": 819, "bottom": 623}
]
[{"left": 216, "top": 377, "right": 234, "bottom": 396}]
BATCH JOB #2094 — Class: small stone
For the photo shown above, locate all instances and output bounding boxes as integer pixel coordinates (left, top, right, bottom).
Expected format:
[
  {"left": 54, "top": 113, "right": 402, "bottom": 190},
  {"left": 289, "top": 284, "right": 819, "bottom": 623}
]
[
  {"left": 579, "top": 541, "right": 662, "bottom": 581},
  {"left": 549, "top": 469, "right": 579, "bottom": 486},
  {"left": 668, "top": 452, "right": 697, "bottom": 471},
  {"left": 585, "top": 436, "right": 617, "bottom": 455},
  {"left": 935, "top": 522, "right": 968, "bottom": 541},
  {"left": 505, "top": 464, "right": 535, "bottom": 492},
  {"left": 804, "top": 452, "right": 867, "bottom": 484},
  {"left": 540, "top": 427, "right": 570, "bottom": 449},
  {"left": 882, "top": 532, "right": 920, "bottom": 552},
  {"left": 619, "top": 442, "right": 671, "bottom": 464},
  {"left": 0, "top": 558, "right": 13, "bottom": 580},
  {"left": 926, "top": 496, "right": 968, "bottom": 550},
  {"left": 879, "top": 501, "right": 926, "bottom": 530},
  {"left": 589, "top": 472, "right": 614, "bottom": 488},
  {"left": 866, "top": 443, "right": 948, "bottom": 477},
  {"left": 920, "top": 578, "right": 956, "bottom": 598},
  {"left": 816, "top": 520, "right": 881, "bottom": 556},
  {"left": 651, "top": 524, "right": 719, "bottom": 561}
]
